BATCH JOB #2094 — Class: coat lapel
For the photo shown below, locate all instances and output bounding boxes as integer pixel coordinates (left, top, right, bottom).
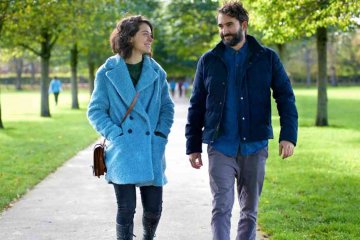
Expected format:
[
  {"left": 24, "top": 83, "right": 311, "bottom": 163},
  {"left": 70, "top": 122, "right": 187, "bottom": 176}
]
[
  {"left": 105, "top": 56, "right": 147, "bottom": 119},
  {"left": 136, "top": 56, "right": 157, "bottom": 92},
  {"left": 105, "top": 57, "right": 136, "bottom": 104},
  {"left": 104, "top": 55, "right": 157, "bottom": 120}
]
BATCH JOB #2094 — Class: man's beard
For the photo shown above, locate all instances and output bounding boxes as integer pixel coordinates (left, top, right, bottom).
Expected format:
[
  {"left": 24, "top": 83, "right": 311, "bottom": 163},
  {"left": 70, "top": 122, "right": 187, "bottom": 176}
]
[{"left": 221, "top": 27, "right": 244, "bottom": 47}]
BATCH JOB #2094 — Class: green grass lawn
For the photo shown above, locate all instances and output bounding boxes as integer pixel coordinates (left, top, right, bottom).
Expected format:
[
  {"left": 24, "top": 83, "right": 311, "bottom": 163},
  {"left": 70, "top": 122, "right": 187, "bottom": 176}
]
[
  {"left": 260, "top": 86, "right": 360, "bottom": 239},
  {"left": 0, "top": 88, "right": 99, "bottom": 211}
]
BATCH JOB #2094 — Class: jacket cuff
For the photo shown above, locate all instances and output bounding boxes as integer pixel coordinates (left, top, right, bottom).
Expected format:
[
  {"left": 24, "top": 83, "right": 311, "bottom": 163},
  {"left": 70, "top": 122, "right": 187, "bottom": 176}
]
[{"left": 186, "top": 138, "right": 203, "bottom": 155}]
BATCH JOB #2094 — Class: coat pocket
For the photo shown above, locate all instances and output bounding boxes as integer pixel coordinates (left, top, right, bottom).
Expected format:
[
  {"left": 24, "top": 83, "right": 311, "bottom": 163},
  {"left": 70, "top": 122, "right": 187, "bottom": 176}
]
[{"left": 152, "top": 135, "right": 168, "bottom": 173}]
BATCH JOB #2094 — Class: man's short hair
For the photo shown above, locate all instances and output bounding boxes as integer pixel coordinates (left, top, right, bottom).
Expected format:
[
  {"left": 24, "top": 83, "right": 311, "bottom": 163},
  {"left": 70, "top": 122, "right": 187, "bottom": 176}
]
[{"left": 218, "top": 1, "right": 249, "bottom": 23}]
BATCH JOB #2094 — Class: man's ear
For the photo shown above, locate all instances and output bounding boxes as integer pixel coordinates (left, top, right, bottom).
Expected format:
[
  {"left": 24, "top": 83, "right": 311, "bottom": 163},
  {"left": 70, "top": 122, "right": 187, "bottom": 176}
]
[{"left": 242, "top": 21, "right": 248, "bottom": 32}]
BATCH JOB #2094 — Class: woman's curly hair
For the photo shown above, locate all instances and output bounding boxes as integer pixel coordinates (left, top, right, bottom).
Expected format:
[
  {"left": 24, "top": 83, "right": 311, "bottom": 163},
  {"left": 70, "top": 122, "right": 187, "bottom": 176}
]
[{"left": 110, "top": 15, "right": 153, "bottom": 59}]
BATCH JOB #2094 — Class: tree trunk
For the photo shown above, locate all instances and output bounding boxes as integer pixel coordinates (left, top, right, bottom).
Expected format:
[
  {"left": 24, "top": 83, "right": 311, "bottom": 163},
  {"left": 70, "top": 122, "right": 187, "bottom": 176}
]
[
  {"left": 330, "top": 66, "right": 337, "bottom": 86},
  {"left": 40, "top": 30, "right": 51, "bottom": 117},
  {"left": 277, "top": 43, "right": 286, "bottom": 63},
  {"left": 0, "top": 86, "right": 3, "bottom": 129},
  {"left": 277, "top": 43, "right": 292, "bottom": 83},
  {"left": 14, "top": 57, "right": 23, "bottom": 90},
  {"left": 349, "top": 42, "right": 359, "bottom": 83},
  {"left": 0, "top": 26, "right": 3, "bottom": 128},
  {"left": 30, "top": 62, "right": 36, "bottom": 87},
  {"left": 316, "top": 27, "right": 328, "bottom": 126},
  {"left": 70, "top": 43, "right": 79, "bottom": 109},
  {"left": 0, "top": 2, "right": 9, "bottom": 128},
  {"left": 303, "top": 42, "right": 312, "bottom": 87},
  {"left": 88, "top": 52, "right": 96, "bottom": 95},
  {"left": 328, "top": 33, "right": 337, "bottom": 86}
]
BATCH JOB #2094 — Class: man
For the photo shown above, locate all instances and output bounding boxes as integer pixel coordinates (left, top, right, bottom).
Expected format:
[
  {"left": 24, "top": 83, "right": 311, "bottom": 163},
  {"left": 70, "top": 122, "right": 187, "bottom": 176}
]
[{"left": 185, "top": 2, "right": 298, "bottom": 240}]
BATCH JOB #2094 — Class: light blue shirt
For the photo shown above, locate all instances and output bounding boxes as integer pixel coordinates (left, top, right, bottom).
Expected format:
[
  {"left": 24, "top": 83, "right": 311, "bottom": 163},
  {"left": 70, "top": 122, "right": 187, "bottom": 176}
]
[{"left": 49, "top": 79, "right": 62, "bottom": 93}]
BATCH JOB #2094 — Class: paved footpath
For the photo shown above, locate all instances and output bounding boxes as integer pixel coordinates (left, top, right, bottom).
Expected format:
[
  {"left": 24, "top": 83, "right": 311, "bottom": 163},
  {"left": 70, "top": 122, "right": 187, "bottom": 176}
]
[{"left": 0, "top": 97, "right": 267, "bottom": 240}]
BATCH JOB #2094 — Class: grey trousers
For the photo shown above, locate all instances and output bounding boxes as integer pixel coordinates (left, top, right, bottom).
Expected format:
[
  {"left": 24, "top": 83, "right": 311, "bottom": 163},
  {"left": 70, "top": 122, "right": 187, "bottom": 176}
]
[{"left": 208, "top": 145, "right": 268, "bottom": 240}]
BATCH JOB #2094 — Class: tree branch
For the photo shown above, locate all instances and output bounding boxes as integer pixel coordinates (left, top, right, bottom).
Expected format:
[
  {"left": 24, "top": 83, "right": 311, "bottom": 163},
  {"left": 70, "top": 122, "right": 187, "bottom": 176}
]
[
  {"left": 49, "top": 34, "right": 59, "bottom": 50},
  {"left": 19, "top": 43, "right": 41, "bottom": 56}
]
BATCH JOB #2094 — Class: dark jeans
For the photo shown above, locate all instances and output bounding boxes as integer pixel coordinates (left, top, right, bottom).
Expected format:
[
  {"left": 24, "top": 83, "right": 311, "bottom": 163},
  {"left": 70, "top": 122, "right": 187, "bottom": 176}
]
[
  {"left": 113, "top": 184, "right": 163, "bottom": 225},
  {"left": 54, "top": 92, "right": 59, "bottom": 105}
]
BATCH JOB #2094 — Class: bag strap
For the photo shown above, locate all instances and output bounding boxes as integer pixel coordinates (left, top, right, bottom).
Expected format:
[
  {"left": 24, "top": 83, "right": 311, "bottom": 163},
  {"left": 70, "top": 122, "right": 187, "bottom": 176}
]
[
  {"left": 121, "top": 92, "right": 139, "bottom": 124},
  {"left": 101, "top": 92, "right": 139, "bottom": 146}
]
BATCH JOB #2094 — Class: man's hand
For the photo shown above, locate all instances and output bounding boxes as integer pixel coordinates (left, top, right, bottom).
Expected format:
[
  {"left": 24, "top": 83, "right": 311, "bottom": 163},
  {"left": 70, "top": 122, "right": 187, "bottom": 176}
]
[
  {"left": 279, "top": 140, "right": 295, "bottom": 159},
  {"left": 188, "top": 152, "right": 203, "bottom": 169}
]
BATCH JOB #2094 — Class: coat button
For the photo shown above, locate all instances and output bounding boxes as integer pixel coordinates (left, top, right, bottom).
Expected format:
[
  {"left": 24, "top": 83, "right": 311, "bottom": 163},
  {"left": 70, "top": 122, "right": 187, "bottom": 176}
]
[
  {"left": 146, "top": 131, "right": 150, "bottom": 135},
  {"left": 129, "top": 116, "right": 134, "bottom": 120},
  {"left": 128, "top": 129, "right": 132, "bottom": 134}
]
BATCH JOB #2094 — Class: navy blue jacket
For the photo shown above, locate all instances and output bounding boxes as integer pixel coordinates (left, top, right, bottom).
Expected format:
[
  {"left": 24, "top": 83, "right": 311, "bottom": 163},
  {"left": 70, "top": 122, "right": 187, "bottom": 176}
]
[{"left": 185, "top": 35, "right": 298, "bottom": 155}]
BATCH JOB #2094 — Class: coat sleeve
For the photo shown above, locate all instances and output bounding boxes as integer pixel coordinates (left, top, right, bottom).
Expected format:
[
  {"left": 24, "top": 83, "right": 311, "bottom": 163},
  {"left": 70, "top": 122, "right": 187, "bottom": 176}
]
[
  {"left": 87, "top": 69, "right": 123, "bottom": 141},
  {"left": 155, "top": 74, "right": 175, "bottom": 138},
  {"left": 185, "top": 56, "right": 207, "bottom": 154},
  {"left": 271, "top": 52, "right": 298, "bottom": 145}
]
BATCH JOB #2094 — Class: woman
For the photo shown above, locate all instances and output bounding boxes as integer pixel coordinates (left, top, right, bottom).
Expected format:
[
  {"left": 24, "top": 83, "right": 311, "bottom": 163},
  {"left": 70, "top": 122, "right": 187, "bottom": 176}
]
[
  {"left": 48, "top": 76, "right": 62, "bottom": 105},
  {"left": 87, "top": 15, "right": 174, "bottom": 240}
]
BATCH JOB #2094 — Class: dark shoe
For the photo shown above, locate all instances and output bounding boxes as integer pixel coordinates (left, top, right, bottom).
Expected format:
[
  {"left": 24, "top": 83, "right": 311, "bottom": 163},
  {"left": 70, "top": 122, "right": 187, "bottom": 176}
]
[
  {"left": 142, "top": 214, "right": 160, "bottom": 240},
  {"left": 116, "top": 223, "right": 135, "bottom": 240}
]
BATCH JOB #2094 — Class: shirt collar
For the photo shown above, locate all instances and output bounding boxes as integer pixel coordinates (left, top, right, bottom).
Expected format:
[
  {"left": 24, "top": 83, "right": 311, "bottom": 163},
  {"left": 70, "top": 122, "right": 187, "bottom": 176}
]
[{"left": 224, "top": 40, "right": 248, "bottom": 55}]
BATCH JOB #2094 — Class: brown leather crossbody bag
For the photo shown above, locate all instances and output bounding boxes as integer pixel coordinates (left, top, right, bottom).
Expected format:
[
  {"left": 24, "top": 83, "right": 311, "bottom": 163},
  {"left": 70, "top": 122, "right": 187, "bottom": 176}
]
[{"left": 92, "top": 92, "right": 139, "bottom": 178}]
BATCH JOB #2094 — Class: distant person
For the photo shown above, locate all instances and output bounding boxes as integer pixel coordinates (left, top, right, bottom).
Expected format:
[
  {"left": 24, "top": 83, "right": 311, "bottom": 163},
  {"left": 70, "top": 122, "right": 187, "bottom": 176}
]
[
  {"left": 169, "top": 79, "right": 176, "bottom": 97},
  {"left": 185, "top": 2, "right": 298, "bottom": 240},
  {"left": 183, "top": 80, "right": 189, "bottom": 96},
  {"left": 178, "top": 80, "right": 183, "bottom": 97},
  {"left": 87, "top": 15, "right": 174, "bottom": 240},
  {"left": 48, "top": 76, "right": 62, "bottom": 105}
]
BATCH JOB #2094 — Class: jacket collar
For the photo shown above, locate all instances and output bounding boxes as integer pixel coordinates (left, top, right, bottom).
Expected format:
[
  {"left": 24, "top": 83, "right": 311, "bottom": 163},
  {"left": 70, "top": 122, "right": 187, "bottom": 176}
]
[
  {"left": 211, "top": 35, "right": 265, "bottom": 68},
  {"left": 104, "top": 55, "right": 158, "bottom": 118}
]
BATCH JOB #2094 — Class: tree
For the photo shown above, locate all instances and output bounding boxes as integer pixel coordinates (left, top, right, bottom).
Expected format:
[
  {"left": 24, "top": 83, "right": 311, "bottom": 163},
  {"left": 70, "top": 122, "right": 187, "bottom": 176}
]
[
  {"left": 59, "top": 0, "right": 118, "bottom": 108},
  {"left": 3, "top": 0, "right": 74, "bottom": 117},
  {"left": 154, "top": 0, "right": 219, "bottom": 77},
  {"left": 245, "top": 0, "right": 360, "bottom": 126},
  {"left": 80, "top": 0, "right": 161, "bottom": 94},
  {"left": 79, "top": 0, "right": 127, "bottom": 95},
  {"left": 340, "top": 31, "right": 360, "bottom": 80},
  {"left": 244, "top": 0, "right": 299, "bottom": 64},
  {"left": 302, "top": 40, "right": 313, "bottom": 87},
  {"left": 0, "top": 1, "right": 11, "bottom": 129},
  {"left": 328, "top": 32, "right": 338, "bottom": 86},
  {"left": 62, "top": 0, "right": 87, "bottom": 110},
  {"left": 0, "top": 88, "right": 3, "bottom": 129},
  {"left": 12, "top": 56, "right": 23, "bottom": 90}
]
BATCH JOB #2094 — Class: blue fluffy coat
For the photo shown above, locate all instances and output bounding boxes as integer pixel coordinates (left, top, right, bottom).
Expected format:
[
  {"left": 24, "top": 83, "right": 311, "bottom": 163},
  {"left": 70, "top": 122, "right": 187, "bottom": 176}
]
[{"left": 87, "top": 55, "right": 174, "bottom": 186}]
